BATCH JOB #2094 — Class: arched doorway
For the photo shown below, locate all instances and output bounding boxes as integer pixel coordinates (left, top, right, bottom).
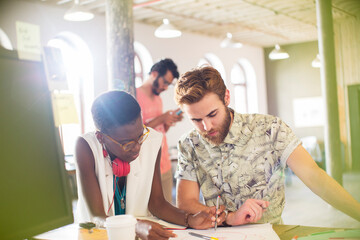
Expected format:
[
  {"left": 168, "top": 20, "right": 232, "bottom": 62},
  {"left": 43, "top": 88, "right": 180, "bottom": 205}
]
[{"left": 48, "top": 32, "right": 94, "bottom": 155}]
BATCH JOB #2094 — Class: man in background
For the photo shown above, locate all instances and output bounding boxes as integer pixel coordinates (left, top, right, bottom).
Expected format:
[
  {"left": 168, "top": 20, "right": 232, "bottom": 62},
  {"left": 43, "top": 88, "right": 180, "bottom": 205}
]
[{"left": 136, "top": 58, "right": 183, "bottom": 203}]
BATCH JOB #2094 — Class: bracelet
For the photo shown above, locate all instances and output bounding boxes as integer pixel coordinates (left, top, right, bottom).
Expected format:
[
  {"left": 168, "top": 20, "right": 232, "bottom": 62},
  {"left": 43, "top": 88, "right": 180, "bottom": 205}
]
[
  {"left": 224, "top": 209, "right": 229, "bottom": 220},
  {"left": 223, "top": 210, "right": 232, "bottom": 227},
  {"left": 184, "top": 212, "right": 193, "bottom": 228}
]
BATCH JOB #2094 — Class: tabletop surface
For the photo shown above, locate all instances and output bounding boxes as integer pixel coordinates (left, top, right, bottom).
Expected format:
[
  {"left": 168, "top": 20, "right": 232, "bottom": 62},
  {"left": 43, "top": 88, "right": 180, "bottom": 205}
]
[{"left": 272, "top": 224, "right": 342, "bottom": 239}]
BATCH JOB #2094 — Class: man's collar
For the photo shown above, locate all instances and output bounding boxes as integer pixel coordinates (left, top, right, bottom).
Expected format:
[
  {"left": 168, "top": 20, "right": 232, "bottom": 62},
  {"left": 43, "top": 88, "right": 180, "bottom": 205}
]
[{"left": 222, "top": 108, "right": 242, "bottom": 145}]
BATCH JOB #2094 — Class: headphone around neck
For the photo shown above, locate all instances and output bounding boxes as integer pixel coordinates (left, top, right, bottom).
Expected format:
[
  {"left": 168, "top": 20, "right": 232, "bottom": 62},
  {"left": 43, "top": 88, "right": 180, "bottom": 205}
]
[{"left": 102, "top": 148, "right": 130, "bottom": 177}]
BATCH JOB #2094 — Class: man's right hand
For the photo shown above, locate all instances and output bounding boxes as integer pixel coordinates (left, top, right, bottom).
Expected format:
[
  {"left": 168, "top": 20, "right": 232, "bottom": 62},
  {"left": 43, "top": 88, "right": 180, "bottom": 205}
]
[
  {"left": 163, "top": 110, "right": 182, "bottom": 127},
  {"left": 135, "top": 219, "right": 176, "bottom": 240},
  {"left": 226, "top": 199, "right": 270, "bottom": 226}
]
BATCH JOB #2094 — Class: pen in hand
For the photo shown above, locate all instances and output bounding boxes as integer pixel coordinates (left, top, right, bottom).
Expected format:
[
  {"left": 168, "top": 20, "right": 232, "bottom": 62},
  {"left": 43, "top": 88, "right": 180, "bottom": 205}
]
[{"left": 214, "top": 195, "right": 220, "bottom": 231}]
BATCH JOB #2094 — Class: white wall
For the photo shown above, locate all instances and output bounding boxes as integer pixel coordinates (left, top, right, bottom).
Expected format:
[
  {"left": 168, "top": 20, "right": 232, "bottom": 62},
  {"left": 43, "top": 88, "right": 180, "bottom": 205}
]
[
  {"left": 133, "top": 23, "right": 267, "bottom": 147},
  {"left": 0, "top": 0, "right": 267, "bottom": 148}
]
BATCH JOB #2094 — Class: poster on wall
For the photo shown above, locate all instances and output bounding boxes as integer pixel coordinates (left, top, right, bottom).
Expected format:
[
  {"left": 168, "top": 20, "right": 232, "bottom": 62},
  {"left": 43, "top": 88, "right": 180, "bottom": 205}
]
[
  {"left": 293, "top": 97, "right": 324, "bottom": 128},
  {"left": 16, "top": 21, "right": 41, "bottom": 61},
  {"left": 51, "top": 92, "right": 79, "bottom": 127}
]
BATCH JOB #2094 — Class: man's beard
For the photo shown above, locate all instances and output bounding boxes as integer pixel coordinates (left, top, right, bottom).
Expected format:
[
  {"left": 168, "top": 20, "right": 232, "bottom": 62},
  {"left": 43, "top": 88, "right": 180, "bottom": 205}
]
[
  {"left": 151, "top": 77, "right": 161, "bottom": 96},
  {"left": 200, "top": 107, "right": 232, "bottom": 145}
]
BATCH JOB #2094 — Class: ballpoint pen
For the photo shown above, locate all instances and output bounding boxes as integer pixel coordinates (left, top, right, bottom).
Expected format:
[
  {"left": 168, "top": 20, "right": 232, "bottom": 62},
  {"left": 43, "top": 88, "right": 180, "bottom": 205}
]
[
  {"left": 214, "top": 195, "right": 220, "bottom": 231},
  {"left": 189, "top": 232, "right": 219, "bottom": 240}
]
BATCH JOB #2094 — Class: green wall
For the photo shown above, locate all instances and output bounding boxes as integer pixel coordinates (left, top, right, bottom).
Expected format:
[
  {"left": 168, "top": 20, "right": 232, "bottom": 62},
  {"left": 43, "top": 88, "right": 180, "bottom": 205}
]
[{"left": 265, "top": 41, "right": 324, "bottom": 141}]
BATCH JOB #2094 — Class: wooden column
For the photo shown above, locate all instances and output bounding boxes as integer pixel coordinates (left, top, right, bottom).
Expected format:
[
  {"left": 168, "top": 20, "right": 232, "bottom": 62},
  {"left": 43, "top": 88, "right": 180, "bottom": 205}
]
[
  {"left": 316, "top": 0, "right": 343, "bottom": 184},
  {"left": 105, "top": 0, "right": 135, "bottom": 96}
]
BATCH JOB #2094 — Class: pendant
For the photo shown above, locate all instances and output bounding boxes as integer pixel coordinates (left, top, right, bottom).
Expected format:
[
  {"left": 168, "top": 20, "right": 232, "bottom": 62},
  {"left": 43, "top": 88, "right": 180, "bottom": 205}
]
[{"left": 120, "top": 198, "right": 125, "bottom": 209}]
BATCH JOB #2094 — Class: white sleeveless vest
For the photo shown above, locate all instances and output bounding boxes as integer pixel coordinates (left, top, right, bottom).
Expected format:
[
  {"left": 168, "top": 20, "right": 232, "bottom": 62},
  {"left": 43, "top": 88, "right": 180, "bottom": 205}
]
[{"left": 75, "top": 128, "right": 162, "bottom": 223}]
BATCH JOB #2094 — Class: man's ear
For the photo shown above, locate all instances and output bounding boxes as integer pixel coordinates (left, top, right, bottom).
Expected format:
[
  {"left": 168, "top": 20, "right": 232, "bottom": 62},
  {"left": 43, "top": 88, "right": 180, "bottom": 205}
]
[
  {"left": 224, "top": 89, "right": 230, "bottom": 106},
  {"left": 150, "top": 71, "right": 159, "bottom": 79}
]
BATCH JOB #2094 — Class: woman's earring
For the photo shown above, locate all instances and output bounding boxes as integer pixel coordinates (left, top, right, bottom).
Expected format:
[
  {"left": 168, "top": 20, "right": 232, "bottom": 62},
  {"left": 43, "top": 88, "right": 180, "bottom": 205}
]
[
  {"left": 102, "top": 145, "right": 108, "bottom": 157},
  {"left": 95, "top": 131, "right": 104, "bottom": 143}
]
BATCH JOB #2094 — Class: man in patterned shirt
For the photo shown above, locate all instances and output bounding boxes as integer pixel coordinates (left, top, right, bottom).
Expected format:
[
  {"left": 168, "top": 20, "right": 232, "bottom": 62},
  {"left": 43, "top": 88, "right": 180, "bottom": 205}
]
[{"left": 174, "top": 66, "right": 360, "bottom": 226}]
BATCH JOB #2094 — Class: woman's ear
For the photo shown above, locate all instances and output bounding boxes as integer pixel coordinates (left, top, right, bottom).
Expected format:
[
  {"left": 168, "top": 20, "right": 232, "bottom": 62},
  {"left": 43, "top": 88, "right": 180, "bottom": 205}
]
[
  {"left": 95, "top": 131, "right": 104, "bottom": 144},
  {"left": 224, "top": 89, "right": 231, "bottom": 106}
]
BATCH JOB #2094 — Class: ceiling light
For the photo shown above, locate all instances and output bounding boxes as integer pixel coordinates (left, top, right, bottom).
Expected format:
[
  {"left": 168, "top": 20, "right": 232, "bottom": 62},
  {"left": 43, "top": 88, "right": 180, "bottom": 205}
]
[
  {"left": 64, "top": 0, "right": 94, "bottom": 21},
  {"left": 220, "top": 33, "right": 242, "bottom": 48},
  {"left": 269, "top": 44, "right": 289, "bottom": 60},
  {"left": 154, "top": 19, "right": 182, "bottom": 38},
  {"left": 311, "top": 54, "right": 321, "bottom": 68}
]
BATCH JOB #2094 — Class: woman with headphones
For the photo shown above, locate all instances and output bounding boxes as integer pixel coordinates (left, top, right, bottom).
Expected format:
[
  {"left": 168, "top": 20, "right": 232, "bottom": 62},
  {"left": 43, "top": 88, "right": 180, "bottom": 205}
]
[{"left": 75, "top": 91, "right": 218, "bottom": 240}]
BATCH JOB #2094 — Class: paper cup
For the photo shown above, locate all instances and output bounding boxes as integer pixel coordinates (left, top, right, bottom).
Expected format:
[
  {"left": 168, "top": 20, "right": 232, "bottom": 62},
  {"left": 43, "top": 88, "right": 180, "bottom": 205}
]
[{"left": 105, "top": 215, "right": 137, "bottom": 240}]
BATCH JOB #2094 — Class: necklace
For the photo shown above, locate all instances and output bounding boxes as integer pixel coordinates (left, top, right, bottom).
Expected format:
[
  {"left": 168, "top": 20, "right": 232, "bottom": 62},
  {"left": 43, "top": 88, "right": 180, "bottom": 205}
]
[
  {"left": 103, "top": 147, "right": 127, "bottom": 215},
  {"left": 115, "top": 176, "right": 126, "bottom": 212},
  {"left": 119, "top": 182, "right": 126, "bottom": 210}
]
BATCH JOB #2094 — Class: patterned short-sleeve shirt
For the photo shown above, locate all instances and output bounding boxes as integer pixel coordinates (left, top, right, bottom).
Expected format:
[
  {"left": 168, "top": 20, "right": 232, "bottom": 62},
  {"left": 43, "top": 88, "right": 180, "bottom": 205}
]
[{"left": 175, "top": 111, "right": 301, "bottom": 224}]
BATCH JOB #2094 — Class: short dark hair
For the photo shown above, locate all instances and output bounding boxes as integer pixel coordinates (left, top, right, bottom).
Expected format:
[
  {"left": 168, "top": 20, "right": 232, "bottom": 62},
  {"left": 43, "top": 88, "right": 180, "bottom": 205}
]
[
  {"left": 150, "top": 58, "right": 179, "bottom": 79},
  {"left": 91, "top": 91, "right": 141, "bottom": 134}
]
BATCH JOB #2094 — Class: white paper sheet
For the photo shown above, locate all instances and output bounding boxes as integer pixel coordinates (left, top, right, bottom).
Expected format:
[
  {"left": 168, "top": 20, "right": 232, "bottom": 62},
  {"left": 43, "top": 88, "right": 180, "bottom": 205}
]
[
  {"left": 136, "top": 216, "right": 186, "bottom": 230},
  {"left": 16, "top": 21, "right": 41, "bottom": 61},
  {"left": 171, "top": 223, "right": 280, "bottom": 240}
]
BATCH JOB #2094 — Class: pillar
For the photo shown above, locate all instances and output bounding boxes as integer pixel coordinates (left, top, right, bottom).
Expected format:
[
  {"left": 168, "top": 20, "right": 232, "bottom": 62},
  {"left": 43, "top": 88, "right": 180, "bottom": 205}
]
[
  {"left": 316, "top": 0, "right": 343, "bottom": 184},
  {"left": 105, "top": 0, "right": 135, "bottom": 96}
]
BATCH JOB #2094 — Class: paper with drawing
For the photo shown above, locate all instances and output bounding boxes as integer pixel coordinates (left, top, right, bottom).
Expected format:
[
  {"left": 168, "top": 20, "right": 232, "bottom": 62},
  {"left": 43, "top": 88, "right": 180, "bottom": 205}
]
[{"left": 171, "top": 223, "right": 280, "bottom": 240}]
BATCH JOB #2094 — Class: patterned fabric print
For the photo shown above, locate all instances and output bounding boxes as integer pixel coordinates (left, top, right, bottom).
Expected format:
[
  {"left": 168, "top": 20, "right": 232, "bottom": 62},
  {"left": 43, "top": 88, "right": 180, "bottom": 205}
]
[{"left": 176, "top": 112, "right": 301, "bottom": 224}]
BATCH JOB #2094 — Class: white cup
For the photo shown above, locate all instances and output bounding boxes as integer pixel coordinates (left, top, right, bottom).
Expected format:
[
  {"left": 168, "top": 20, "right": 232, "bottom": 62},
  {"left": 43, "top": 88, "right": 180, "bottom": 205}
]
[{"left": 105, "top": 215, "right": 137, "bottom": 240}]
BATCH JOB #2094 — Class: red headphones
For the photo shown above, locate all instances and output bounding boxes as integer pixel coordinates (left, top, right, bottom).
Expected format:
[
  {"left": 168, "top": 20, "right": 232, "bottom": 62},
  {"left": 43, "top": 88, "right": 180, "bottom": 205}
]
[
  {"left": 112, "top": 158, "right": 130, "bottom": 177},
  {"left": 102, "top": 148, "right": 130, "bottom": 177}
]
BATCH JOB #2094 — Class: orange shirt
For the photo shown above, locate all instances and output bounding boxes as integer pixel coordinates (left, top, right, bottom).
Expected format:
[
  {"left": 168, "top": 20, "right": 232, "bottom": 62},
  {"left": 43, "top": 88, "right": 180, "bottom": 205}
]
[{"left": 136, "top": 88, "right": 172, "bottom": 174}]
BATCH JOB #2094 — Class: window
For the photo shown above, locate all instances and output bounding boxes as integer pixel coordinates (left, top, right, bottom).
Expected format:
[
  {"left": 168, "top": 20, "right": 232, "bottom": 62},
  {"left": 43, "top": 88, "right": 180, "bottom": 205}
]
[
  {"left": 48, "top": 32, "right": 94, "bottom": 155},
  {"left": 197, "top": 53, "right": 226, "bottom": 82},
  {"left": 134, "top": 41, "right": 153, "bottom": 87},
  {"left": 134, "top": 53, "right": 144, "bottom": 88},
  {"left": 0, "top": 28, "right": 13, "bottom": 50},
  {"left": 231, "top": 63, "right": 248, "bottom": 113},
  {"left": 231, "top": 60, "right": 258, "bottom": 113}
]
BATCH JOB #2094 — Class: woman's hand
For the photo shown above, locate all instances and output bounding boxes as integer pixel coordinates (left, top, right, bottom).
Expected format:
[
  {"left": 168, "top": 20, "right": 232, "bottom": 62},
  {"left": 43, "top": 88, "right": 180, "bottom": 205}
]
[{"left": 135, "top": 219, "right": 176, "bottom": 240}]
